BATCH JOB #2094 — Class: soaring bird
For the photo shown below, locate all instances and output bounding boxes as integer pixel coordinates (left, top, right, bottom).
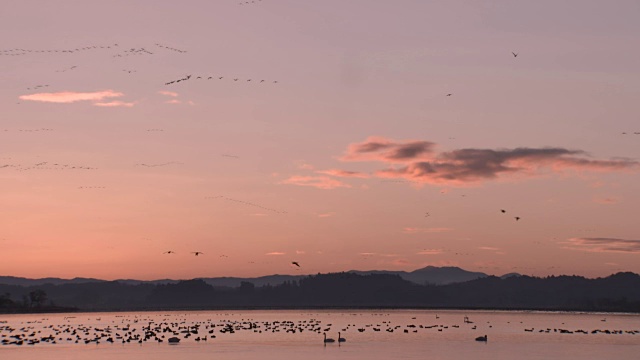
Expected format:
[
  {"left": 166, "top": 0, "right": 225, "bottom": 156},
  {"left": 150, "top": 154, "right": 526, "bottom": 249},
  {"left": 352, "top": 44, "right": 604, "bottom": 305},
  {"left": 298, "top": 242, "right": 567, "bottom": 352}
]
[
  {"left": 292, "top": 261, "right": 300, "bottom": 267},
  {"left": 500, "top": 209, "right": 506, "bottom": 213},
  {"left": 512, "top": 52, "right": 518, "bottom": 57},
  {"left": 514, "top": 217, "right": 520, "bottom": 221},
  {"left": 446, "top": 93, "right": 452, "bottom": 96},
  {"left": 163, "top": 251, "right": 175, "bottom": 254},
  {"left": 192, "top": 252, "right": 204, "bottom": 256}
]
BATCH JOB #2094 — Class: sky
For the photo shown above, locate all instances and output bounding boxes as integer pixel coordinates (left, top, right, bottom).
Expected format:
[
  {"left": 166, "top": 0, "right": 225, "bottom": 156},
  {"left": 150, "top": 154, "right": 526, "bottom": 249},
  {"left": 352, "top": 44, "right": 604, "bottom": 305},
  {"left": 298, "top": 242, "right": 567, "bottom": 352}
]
[{"left": 1, "top": 0, "right": 639, "bottom": 280}]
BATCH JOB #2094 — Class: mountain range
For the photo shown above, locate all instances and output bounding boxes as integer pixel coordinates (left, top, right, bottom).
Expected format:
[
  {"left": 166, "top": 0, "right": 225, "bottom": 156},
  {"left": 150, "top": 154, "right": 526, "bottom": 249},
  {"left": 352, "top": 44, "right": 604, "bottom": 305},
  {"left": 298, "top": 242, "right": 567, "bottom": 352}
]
[{"left": 0, "top": 266, "right": 514, "bottom": 288}]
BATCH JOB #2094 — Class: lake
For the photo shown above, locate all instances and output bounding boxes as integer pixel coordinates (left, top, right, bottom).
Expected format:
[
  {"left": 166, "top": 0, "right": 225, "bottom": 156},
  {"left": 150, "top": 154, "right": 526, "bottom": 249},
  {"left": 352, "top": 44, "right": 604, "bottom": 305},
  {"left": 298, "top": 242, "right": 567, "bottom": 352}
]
[{"left": 1, "top": 310, "right": 639, "bottom": 359}]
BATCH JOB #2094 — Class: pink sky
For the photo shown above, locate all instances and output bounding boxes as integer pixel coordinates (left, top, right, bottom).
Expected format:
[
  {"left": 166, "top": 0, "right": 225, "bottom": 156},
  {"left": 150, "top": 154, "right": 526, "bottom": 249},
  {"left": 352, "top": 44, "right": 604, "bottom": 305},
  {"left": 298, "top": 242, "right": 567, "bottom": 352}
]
[{"left": 1, "top": 0, "right": 639, "bottom": 280}]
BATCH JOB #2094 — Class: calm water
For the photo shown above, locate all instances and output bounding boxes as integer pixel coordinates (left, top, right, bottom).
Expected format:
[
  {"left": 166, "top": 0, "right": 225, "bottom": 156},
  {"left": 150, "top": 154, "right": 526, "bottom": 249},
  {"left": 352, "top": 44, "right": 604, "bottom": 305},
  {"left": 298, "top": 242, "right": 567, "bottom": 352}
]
[{"left": 1, "top": 310, "right": 639, "bottom": 359}]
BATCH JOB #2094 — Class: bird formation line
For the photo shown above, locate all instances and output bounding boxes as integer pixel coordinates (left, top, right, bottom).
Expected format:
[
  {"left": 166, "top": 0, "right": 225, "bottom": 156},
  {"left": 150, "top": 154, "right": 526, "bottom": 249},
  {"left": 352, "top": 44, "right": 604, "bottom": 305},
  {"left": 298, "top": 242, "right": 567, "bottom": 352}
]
[
  {"left": 113, "top": 47, "right": 153, "bottom": 58},
  {"left": 26, "top": 84, "right": 49, "bottom": 90},
  {"left": 239, "top": 0, "right": 263, "bottom": 5},
  {"left": 1, "top": 44, "right": 119, "bottom": 56},
  {"left": 1, "top": 128, "right": 54, "bottom": 132},
  {"left": 55, "top": 65, "right": 78, "bottom": 73},
  {"left": 154, "top": 43, "right": 187, "bottom": 53},
  {"left": 1, "top": 162, "right": 97, "bottom": 171},
  {"left": 134, "top": 162, "right": 183, "bottom": 167},
  {"left": 500, "top": 209, "right": 521, "bottom": 221},
  {"left": 164, "top": 74, "right": 278, "bottom": 85},
  {"left": 146, "top": 129, "right": 164, "bottom": 132}
]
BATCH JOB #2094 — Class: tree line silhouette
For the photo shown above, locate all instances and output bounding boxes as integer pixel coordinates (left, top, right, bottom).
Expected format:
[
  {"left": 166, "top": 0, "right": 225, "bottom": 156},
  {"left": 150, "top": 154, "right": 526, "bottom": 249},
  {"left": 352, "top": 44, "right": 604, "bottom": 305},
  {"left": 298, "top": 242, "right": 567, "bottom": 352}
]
[{"left": 1, "top": 272, "right": 639, "bottom": 313}]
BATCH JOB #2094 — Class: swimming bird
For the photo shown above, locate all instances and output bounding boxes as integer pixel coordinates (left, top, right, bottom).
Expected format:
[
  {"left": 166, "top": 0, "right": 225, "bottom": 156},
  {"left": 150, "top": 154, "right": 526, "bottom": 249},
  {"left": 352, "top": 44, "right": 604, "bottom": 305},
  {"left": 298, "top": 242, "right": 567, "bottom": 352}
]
[
  {"left": 192, "top": 252, "right": 204, "bottom": 256},
  {"left": 323, "top": 333, "right": 335, "bottom": 344},
  {"left": 475, "top": 335, "right": 487, "bottom": 342},
  {"left": 338, "top": 332, "right": 346, "bottom": 343},
  {"left": 292, "top": 261, "right": 300, "bottom": 267}
]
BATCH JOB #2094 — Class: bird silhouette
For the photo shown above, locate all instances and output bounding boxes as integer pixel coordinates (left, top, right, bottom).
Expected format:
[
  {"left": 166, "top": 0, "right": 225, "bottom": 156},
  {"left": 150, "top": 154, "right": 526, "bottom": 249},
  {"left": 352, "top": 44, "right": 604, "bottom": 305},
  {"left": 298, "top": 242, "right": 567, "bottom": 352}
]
[
  {"left": 192, "top": 252, "right": 204, "bottom": 256},
  {"left": 512, "top": 52, "right": 518, "bottom": 57},
  {"left": 446, "top": 93, "right": 452, "bottom": 96},
  {"left": 323, "top": 333, "right": 335, "bottom": 344},
  {"left": 500, "top": 209, "right": 506, "bottom": 213},
  {"left": 163, "top": 251, "right": 175, "bottom": 254},
  {"left": 292, "top": 261, "right": 300, "bottom": 267},
  {"left": 338, "top": 332, "right": 346, "bottom": 343},
  {"left": 514, "top": 217, "right": 520, "bottom": 221}
]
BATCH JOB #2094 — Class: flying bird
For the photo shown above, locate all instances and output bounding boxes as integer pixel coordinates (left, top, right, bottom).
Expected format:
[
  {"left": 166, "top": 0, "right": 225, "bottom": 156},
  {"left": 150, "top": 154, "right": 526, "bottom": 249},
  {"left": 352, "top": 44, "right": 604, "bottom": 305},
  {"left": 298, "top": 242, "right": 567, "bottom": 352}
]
[
  {"left": 500, "top": 209, "right": 506, "bottom": 213},
  {"left": 512, "top": 52, "right": 519, "bottom": 57},
  {"left": 163, "top": 251, "right": 175, "bottom": 254},
  {"left": 514, "top": 217, "right": 520, "bottom": 221},
  {"left": 192, "top": 252, "right": 204, "bottom": 256},
  {"left": 292, "top": 261, "right": 300, "bottom": 267},
  {"left": 446, "top": 93, "right": 452, "bottom": 97}
]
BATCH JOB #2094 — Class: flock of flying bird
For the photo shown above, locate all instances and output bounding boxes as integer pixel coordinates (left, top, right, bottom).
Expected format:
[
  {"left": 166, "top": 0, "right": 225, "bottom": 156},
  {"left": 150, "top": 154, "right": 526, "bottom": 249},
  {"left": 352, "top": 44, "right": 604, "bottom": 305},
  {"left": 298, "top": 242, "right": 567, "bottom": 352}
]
[{"left": 164, "top": 74, "right": 279, "bottom": 86}]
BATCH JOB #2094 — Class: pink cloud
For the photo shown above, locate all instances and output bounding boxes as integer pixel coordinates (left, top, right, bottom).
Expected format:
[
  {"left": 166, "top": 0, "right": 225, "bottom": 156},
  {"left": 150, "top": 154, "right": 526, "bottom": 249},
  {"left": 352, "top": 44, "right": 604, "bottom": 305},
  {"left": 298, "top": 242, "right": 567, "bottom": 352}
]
[
  {"left": 93, "top": 100, "right": 135, "bottom": 107},
  {"left": 19, "top": 90, "right": 124, "bottom": 104},
  {"left": 341, "top": 136, "right": 435, "bottom": 163},
  {"left": 593, "top": 197, "right": 619, "bottom": 204},
  {"left": 403, "top": 227, "right": 453, "bottom": 234},
  {"left": 165, "top": 99, "right": 182, "bottom": 104},
  {"left": 265, "top": 252, "right": 285, "bottom": 256},
  {"left": 564, "top": 237, "right": 640, "bottom": 253},
  {"left": 316, "top": 169, "right": 370, "bottom": 178},
  {"left": 337, "top": 137, "right": 638, "bottom": 186},
  {"left": 158, "top": 90, "right": 179, "bottom": 97},
  {"left": 317, "top": 212, "right": 335, "bottom": 218},
  {"left": 478, "top": 246, "right": 501, "bottom": 251},
  {"left": 417, "top": 249, "right": 443, "bottom": 255},
  {"left": 281, "top": 176, "right": 351, "bottom": 190}
]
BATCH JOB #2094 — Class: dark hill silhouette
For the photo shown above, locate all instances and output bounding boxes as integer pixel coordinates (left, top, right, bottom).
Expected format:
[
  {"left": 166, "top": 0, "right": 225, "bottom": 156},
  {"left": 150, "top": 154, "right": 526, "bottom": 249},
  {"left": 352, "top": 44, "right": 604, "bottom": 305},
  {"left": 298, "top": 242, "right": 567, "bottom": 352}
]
[
  {"left": 2, "top": 271, "right": 639, "bottom": 313},
  {"left": 0, "top": 266, "right": 499, "bottom": 288}
]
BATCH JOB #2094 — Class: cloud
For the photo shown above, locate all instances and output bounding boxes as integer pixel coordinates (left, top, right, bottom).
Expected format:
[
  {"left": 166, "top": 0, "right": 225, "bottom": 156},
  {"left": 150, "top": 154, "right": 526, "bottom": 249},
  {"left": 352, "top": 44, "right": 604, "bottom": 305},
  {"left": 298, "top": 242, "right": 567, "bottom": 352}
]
[
  {"left": 593, "top": 197, "right": 619, "bottom": 204},
  {"left": 281, "top": 176, "right": 351, "bottom": 190},
  {"left": 417, "top": 249, "right": 443, "bottom": 255},
  {"left": 403, "top": 227, "right": 453, "bottom": 234},
  {"left": 316, "top": 169, "right": 370, "bottom": 178},
  {"left": 158, "top": 90, "right": 179, "bottom": 97},
  {"left": 341, "top": 136, "right": 435, "bottom": 163},
  {"left": 295, "top": 250, "right": 305, "bottom": 255},
  {"left": 478, "top": 246, "right": 501, "bottom": 251},
  {"left": 564, "top": 237, "right": 640, "bottom": 253},
  {"left": 317, "top": 212, "right": 335, "bottom": 218},
  {"left": 93, "top": 100, "right": 135, "bottom": 107},
  {"left": 19, "top": 90, "right": 124, "bottom": 104},
  {"left": 165, "top": 99, "right": 182, "bottom": 104},
  {"left": 337, "top": 137, "right": 638, "bottom": 186},
  {"left": 265, "top": 252, "right": 285, "bottom": 256}
]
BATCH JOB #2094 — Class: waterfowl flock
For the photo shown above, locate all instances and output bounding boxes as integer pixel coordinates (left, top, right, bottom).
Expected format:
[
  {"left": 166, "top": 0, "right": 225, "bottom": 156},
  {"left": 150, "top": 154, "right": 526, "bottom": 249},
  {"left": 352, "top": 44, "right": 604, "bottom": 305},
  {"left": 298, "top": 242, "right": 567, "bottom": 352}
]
[{"left": 1, "top": 312, "right": 638, "bottom": 347}]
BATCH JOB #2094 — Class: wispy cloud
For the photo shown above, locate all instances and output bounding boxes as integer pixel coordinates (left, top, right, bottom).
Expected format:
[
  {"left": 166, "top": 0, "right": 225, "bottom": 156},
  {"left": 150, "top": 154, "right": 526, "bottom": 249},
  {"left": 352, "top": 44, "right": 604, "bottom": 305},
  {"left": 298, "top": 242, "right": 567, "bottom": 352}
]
[
  {"left": 295, "top": 250, "right": 305, "bottom": 255},
  {"left": 265, "top": 252, "right": 285, "bottom": 256},
  {"left": 19, "top": 90, "right": 124, "bottom": 104},
  {"left": 317, "top": 212, "right": 335, "bottom": 218},
  {"left": 165, "top": 99, "right": 182, "bottom": 104},
  {"left": 341, "top": 136, "right": 435, "bottom": 163},
  {"left": 564, "top": 237, "right": 640, "bottom": 253},
  {"left": 316, "top": 169, "right": 370, "bottom": 178},
  {"left": 593, "top": 197, "right": 620, "bottom": 204},
  {"left": 281, "top": 176, "right": 351, "bottom": 190},
  {"left": 93, "top": 100, "right": 135, "bottom": 107},
  {"left": 403, "top": 227, "right": 453, "bottom": 234},
  {"left": 478, "top": 246, "right": 501, "bottom": 251},
  {"left": 158, "top": 90, "right": 179, "bottom": 97},
  {"left": 335, "top": 137, "right": 638, "bottom": 186},
  {"left": 417, "top": 249, "right": 443, "bottom": 255}
]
